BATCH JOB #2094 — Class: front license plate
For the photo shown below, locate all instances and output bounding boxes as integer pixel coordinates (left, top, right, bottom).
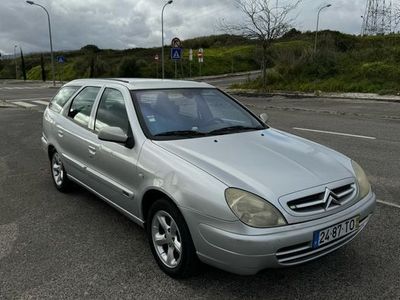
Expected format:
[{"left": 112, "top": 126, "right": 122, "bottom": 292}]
[{"left": 312, "top": 216, "right": 360, "bottom": 249}]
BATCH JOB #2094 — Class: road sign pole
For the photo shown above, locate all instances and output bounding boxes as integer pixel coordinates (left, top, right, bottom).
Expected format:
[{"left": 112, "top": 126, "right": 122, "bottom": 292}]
[
  {"left": 156, "top": 62, "right": 159, "bottom": 78},
  {"left": 175, "top": 61, "right": 177, "bottom": 79},
  {"left": 61, "top": 64, "right": 64, "bottom": 85},
  {"left": 189, "top": 49, "right": 193, "bottom": 78}
]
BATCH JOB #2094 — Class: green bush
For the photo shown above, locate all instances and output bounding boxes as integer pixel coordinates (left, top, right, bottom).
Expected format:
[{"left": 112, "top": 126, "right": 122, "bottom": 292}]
[{"left": 118, "top": 57, "right": 142, "bottom": 77}]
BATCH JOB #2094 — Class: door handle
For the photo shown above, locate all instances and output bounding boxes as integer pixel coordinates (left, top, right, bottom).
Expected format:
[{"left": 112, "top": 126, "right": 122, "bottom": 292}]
[
  {"left": 88, "top": 145, "right": 97, "bottom": 156},
  {"left": 57, "top": 129, "right": 64, "bottom": 138}
]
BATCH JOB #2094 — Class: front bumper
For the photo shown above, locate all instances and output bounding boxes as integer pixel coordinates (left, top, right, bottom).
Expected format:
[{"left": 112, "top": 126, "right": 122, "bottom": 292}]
[
  {"left": 41, "top": 134, "right": 48, "bottom": 152},
  {"left": 182, "top": 191, "right": 376, "bottom": 275}
]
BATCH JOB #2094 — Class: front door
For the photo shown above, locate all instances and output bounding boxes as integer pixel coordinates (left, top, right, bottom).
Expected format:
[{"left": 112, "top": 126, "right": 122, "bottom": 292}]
[{"left": 85, "top": 86, "right": 141, "bottom": 215}]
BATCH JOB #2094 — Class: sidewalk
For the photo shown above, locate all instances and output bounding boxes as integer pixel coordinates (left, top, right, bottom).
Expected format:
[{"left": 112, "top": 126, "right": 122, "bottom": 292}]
[{"left": 228, "top": 89, "right": 400, "bottom": 103}]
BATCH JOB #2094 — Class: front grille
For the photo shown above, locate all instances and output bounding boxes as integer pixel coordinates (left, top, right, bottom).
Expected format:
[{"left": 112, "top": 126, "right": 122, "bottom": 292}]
[
  {"left": 276, "top": 216, "right": 369, "bottom": 265},
  {"left": 287, "top": 184, "right": 356, "bottom": 214}
]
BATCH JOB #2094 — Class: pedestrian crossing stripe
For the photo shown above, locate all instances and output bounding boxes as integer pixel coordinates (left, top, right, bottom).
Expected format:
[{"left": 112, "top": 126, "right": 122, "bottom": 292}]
[
  {"left": 32, "top": 100, "right": 50, "bottom": 106},
  {"left": 0, "top": 86, "right": 49, "bottom": 90},
  {"left": 12, "top": 101, "right": 37, "bottom": 108},
  {"left": 6, "top": 100, "right": 50, "bottom": 109}
]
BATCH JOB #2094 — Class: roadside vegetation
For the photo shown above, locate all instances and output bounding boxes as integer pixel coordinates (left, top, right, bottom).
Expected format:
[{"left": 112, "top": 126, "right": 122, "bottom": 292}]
[
  {"left": 0, "top": 35, "right": 258, "bottom": 82},
  {"left": 234, "top": 30, "right": 400, "bottom": 95},
  {"left": 1, "top": 31, "right": 400, "bottom": 94}
]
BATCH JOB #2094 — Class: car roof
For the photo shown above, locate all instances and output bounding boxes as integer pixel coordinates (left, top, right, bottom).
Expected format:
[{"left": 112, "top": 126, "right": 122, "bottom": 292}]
[{"left": 65, "top": 78, "right": 215, "bottom": 90}]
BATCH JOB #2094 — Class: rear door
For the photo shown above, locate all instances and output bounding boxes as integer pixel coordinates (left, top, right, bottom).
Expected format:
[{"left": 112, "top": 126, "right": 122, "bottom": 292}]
[
  {"left": 56, "top": 86, "right": 102, "bottom": 182},
  {"left": 84, "top": 85, "right": 142, "bottom": 214}
]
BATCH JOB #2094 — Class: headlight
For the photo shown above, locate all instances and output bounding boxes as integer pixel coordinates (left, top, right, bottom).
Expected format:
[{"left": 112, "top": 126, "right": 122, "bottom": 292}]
[
  {"left": 352, "top": 161, "right": 371, "bottom": 200},
  {"left": 225, "top": 188, "right": 287, "bottom": 228}
]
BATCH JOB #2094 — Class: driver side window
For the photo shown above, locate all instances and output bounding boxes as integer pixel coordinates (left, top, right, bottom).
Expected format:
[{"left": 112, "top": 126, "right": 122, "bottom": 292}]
[{"left": 94, "top": 88, "right": 131, "bottom": 134}]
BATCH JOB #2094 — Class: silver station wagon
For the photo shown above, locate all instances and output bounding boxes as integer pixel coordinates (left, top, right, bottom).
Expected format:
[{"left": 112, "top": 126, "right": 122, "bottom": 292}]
[{"left": 42, "top": 79, "right": 376, "bottom": 277}]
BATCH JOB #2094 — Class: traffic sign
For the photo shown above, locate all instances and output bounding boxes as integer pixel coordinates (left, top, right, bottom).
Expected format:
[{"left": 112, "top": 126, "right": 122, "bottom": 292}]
[
  {"left": 57, "top": 56, "right": 65, "bottom": 63},
  {"left": 189, "top": 49, "right": 193, "bottom": 61},
  {"left": 154, "top": 54, "right": 159, "bottom": 61},
  {"left": 198, "top": 48, "right": 204, "bottom": 63},
  {"left": 171, "top": 48, "right": 182, "bottom": 60},
  {"left": 171, "top": 37, "right": 182, "bottom": 48}
]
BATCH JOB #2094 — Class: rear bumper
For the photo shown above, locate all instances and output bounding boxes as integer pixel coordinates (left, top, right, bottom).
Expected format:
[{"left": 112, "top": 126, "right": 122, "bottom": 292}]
[{"left": 183, "top": 192, "right": 376, "bottom": 275}]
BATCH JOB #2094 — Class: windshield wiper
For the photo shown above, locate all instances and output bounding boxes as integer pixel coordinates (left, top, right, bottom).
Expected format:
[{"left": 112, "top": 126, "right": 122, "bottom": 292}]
[
  {"left": 154, "top": 130, "right": 207, "bottom": 137},
  {"left": 208, "top": 126, "right": 263, "bottom": 135}
]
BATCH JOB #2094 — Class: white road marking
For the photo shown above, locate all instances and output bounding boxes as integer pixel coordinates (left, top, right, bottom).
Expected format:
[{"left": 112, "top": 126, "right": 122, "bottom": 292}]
[
  {"left": 377, "top": 200, "right": 400, "bottom": 209},
  {"left": 32, "top": 100, "right": 49, "bottom": 106},
  {"left": 0, "top": 86, "right": 45, "bottom": 90},
  {"left": 293, "top": 127, "right": 376, "bottom": 140},
  {"left": 6, "top": 97, "right": 51, "bottom": 102},
  {"left": 0, "top": 102, "right": 17, "bottom": 108},
  {"left": 13, "top": 101, "right": 37, "bottom": 108}
]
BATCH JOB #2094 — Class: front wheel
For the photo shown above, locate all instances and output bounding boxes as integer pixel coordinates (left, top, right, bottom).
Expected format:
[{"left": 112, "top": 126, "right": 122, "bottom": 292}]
[{"left": 147, "top": 198, "right": 200, "bottom": 278}]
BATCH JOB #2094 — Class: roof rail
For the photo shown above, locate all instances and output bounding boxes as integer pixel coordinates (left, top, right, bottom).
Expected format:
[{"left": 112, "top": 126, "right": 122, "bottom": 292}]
[{"left": 106, "top": 78, "right": 130, "bottom": 83}]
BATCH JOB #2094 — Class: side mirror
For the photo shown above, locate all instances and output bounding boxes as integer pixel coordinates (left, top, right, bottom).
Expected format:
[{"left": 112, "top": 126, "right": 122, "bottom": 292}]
[
  {"left": 259, "top": 113, "right": 269, "bottom": 123},
  {"left": 98, "top": 126, "right": 128, "bottom": 144}
]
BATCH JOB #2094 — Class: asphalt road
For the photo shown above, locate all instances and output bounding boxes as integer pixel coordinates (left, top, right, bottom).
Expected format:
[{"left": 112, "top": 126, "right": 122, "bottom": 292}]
[{"left": 0, "top": 82, "right": 399, "bottom": 299}]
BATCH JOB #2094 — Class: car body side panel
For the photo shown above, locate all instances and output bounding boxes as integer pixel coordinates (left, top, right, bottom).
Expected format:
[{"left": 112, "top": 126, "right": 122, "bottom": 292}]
[{"left": 136, "top": 140, "right": 237, "bottom": 222}]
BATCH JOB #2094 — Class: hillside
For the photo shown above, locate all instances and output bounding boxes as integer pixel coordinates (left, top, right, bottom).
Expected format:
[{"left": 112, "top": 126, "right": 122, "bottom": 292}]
[
  {"left": 0, "top": 35, "right": 258, "bottom": 81},
  {"left": 1, "top": 31, "right": 400, "bottom": 94},
  {"left": 237, "top": 30, "right": 400, "bottom": 94}
]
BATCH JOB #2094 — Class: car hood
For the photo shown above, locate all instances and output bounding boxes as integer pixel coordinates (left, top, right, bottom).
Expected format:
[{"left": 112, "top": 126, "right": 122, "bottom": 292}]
[{"left": 153, "top": 129, "right": 354, "bottom": 202}]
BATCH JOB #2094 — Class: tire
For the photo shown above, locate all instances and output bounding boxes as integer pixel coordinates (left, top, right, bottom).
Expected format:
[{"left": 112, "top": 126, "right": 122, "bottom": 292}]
[
  {"left": 147, "top": 198, "right": 200, "bottom": 278},
  {"left": 50, "top": 150, "right": 72, "bottom": 193}
]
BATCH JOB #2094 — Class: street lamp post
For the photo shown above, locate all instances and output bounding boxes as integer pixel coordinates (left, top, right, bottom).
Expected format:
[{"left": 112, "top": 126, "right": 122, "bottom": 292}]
[
  {"left": 14, "top": 45, "right": 18, "bottom": 80},
  {"left": 161, "top": 0, "right": 173, "bottom": 79},
  {"left": 26, "top": 1, "right": 55, "bottom": 86},
  {"left": 314, "top": 4, "right": 332, "bottom": 53},
  {"left": 361, "top": 16, "right": 365, "bottom": 36}
]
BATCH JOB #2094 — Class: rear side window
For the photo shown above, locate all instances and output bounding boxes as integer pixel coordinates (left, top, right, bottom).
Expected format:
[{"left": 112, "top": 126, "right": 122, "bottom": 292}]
[
  {"left": 95, "top": 88, "right": 130, "bottom": 134},
  {"left": 68, "top": 86, "right": 101, "bottom": 128},
  {"left": 49, "top": 86, "right": 80, "bottom": 113}
]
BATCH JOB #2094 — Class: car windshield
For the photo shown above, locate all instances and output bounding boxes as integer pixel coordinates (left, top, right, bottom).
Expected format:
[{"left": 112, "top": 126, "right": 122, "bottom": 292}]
[{"left": 131, "top": 88, "right": 266, "bottom": 139}]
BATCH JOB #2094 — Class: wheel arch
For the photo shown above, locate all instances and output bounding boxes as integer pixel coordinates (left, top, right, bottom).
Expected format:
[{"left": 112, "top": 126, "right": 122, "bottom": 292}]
[
  {"left": 141, "top": 188, "right": 181, "bottom": 228},
  {"left": 47, "top": 144, "right": 57, "bottom": 160}
]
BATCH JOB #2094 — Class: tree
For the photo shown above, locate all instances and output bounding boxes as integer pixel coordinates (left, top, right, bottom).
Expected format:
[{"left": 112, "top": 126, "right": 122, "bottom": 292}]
[
  {"left": 20, "top": 48, "right": 26, "bottom": 81},
  {"left": 220, "top": 0, "right": 301, "bottom": 88},
  {"left": 80, "top": 44, "right": 100, "bottom": 53}
]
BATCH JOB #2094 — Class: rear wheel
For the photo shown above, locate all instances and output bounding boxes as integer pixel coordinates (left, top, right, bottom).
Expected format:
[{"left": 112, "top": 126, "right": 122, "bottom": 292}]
[
  {"left": 147, "top": 198, "right": 200, "bottom": 278},
  {"left": 50, "top": 151, "right": 71, "bottom": 193}
]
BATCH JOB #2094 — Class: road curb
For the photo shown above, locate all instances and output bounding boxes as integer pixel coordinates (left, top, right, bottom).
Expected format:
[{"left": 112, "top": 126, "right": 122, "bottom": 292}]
[
  {"left": 228, "top": 90, "right": 400, "bottom": 103},
  {"left": 189, "top": 70, "right": 261, "bottom": 81}
]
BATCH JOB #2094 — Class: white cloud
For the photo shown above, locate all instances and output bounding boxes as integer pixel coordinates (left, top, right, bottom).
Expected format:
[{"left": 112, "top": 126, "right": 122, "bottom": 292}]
[{"left": 0, "top": 0, "right": 397, "bottom": 54}]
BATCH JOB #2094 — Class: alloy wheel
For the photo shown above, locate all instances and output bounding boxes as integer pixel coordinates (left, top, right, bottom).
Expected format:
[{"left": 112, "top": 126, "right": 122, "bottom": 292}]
[
  {"left": 151, "top": 210, "right": 182, "bottom": 268},
  {"left": 52, "top": 152, "right": 64, "bottom": 186}
]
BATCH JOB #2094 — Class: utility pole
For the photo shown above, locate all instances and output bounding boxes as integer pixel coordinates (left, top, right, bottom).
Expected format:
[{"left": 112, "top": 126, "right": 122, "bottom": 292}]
[
  {"left": 14, "top": 45, "right": 18, "bottom": 79},
  {"left": 363, "top": 0, "right": 393, "bottom": 35},
  {"left": 161, "top": 0, "right": 173, "bottom": 79},
  {"left": 26, "top": 1, "right": 56, "bottom": 86},
  {"left": 314, "top": 4, "right": 332, "bottom": 53}
]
